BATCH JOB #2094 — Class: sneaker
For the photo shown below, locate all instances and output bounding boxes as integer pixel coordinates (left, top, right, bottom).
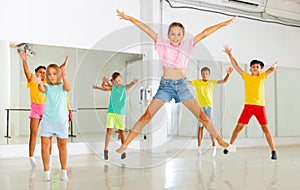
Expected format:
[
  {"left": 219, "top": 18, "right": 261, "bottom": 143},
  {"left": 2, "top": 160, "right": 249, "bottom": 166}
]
[
  {"left": 104, "top": 150, "right": 109, "bottom": 160},
  {"left": 49, "top": 155, "right": 52, "bottom": 169},
  {"left": 61, "top": 170, "right": 69, "bottom": 181},
  {"left": 121, "top": 152, "right": 126, "bottom": 159},
  {"left": 109, "top": 151, "right": 123, "bottom": 165},
  {"left": 43, "top": 170, "right": 51, "bottom": 182},
  {"left": 212, "top": 146, "right": 217, "bottom": 157},
  {"left": 223, "top": 144, "right": 236, "bottom": 154},
  {"left": 271, "top": 150, "right": 277, "bottom": 160},
  {"left": 29, "top": 157, "right": 37, "bottom": 168},
  {"left": 198, "top": 146, "right": 202, "bottom": 157}
]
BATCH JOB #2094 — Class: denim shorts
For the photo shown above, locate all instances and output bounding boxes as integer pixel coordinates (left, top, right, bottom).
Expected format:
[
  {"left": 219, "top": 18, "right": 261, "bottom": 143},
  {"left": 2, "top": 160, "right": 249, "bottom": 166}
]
[
  {"left": 40, "top": 120, "right": 69, "bottom": 139},
  {"left": 153, "top": 77, "right": 194, "bottom": 103},
  {"left": 198, "top": 107, "right": 213, "bottom": 127}
]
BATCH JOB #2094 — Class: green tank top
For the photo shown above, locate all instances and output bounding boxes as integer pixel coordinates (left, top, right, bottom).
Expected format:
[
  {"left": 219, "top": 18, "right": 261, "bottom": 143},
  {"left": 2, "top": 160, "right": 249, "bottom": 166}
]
[{"left": 107, "top": 85, "right": 127, "bottom": 115}]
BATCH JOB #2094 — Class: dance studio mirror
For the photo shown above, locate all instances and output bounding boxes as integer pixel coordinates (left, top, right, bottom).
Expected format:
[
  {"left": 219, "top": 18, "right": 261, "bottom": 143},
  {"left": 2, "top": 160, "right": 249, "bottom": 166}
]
[
  {"left": 3, "top": 42, "right": 300, "bottom": 147},
  {"left": 3, "top": 43, "right": 143, "bottom": 145}
]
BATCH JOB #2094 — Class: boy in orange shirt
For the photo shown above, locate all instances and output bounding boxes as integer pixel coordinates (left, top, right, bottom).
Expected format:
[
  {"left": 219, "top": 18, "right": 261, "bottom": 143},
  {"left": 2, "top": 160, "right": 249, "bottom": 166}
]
[{"left": 223, "top": 45, "right": 278, "bottom": 160}]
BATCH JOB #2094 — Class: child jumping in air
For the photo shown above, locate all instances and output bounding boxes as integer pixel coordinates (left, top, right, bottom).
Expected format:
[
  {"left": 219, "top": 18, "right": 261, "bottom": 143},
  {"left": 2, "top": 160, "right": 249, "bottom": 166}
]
[
  {"left": 36, "top": 61, "right": 71, "bottom": 181},
  {"left": 112, "top": 9, "right": 237, "bottom": 159},
  {"left": 223, "top": 44, "right": 278, "bottom": 160},
  {"left": 93, "top": 72, "right": 138, "bottom": 160},
  {"left": 188, "top": 66, "right": 233, "bottom": 157}
]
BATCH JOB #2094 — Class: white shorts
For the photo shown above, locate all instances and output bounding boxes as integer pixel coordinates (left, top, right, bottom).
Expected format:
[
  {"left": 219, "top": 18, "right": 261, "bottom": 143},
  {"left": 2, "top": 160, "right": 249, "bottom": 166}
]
[{"left": 41, "top": 120, "right": 68, "bottom": 139}]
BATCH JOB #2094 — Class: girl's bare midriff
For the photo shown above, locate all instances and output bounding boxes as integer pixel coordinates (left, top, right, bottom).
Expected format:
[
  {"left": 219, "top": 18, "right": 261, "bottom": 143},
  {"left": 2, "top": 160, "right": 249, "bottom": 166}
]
[{"left": 162, "top": 66, "right": 186, "bottom": 80}]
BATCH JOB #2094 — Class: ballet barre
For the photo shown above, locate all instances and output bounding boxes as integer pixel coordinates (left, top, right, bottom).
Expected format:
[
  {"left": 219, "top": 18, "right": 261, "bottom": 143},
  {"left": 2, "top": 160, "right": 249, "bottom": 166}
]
[
  {"left": 4, "top": 109, "right": 30, "bottom": 138},
  {"left": 4, "top": 108, "right": 76, "bottom": 138}
]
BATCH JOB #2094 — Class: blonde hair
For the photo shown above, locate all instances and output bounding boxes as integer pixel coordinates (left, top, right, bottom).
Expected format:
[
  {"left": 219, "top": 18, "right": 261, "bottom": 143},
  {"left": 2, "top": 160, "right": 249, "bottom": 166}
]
[{"left": 46, "top": 64, "right": 62, "bottom": 85}]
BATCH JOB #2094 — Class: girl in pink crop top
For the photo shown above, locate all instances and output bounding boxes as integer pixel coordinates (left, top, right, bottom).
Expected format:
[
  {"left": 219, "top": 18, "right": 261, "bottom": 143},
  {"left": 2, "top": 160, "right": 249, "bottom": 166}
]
[
  {"left": 155, "top": 34, "right": 194, "bottom": 69},
  {"left": 110, "top": 9, "right": 237, "bottom": 160}
]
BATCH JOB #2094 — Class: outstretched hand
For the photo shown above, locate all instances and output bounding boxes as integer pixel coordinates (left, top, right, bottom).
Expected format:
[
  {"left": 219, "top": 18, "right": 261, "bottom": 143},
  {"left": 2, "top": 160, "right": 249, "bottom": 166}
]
[
  {"left": 116, "top": 9, "right": 129, "bottom": 20},
  {"left": 227, "top": 67, "right": 234, "bottom": 74},
  {"left": 271, "top": 61, "right": 278, "bottom": 69},
  {"left": 223, "top": 44, "right": 232, "bottom": 55},
  {"left": 19, "top": 50, "right": 27, "bottom": 61},
  {"left": 92, "top": 85, "right": 99, "bottom": 89},
  {"left": 34, "top": 75, "right": 42, "bottom": 85},
  {"left": 61, "top": 67, "right": 66, "bottom": 78},
  {"left": 64, "top": 55, "right": 69, "bottom": 65},
  {"left": 60, "top": 55, "right": 69, "bottom": 70},
  {"left": 102, "top": 76, "right": 110, "bottom": 83},
  {"left": 132, "top": 78, "right": 139, "bottom": 84},
  {"left": 224, "top": 16, "right": 237, "bottom": 26}
]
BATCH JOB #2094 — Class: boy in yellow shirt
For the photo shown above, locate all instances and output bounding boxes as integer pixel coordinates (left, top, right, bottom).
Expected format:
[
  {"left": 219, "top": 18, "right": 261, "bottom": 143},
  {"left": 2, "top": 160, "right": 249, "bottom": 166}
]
[
  {"left": 188, "top": 66, "right": 233, "bottom": 157},
  {"left": 223, "top": 45, "right": 278, "bottom": 160}
]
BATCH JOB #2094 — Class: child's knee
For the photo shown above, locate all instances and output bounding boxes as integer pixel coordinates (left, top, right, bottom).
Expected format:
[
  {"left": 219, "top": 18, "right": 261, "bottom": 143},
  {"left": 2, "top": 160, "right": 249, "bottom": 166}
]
[
  {"left": 198, "top": 111, "right": 209, "bottom": 123},
  {"left": 139, "top": 109, "right": 152, "bottom": 123},
  {"left": 261, "top": 125, "right": 270, "bottom": 133}
]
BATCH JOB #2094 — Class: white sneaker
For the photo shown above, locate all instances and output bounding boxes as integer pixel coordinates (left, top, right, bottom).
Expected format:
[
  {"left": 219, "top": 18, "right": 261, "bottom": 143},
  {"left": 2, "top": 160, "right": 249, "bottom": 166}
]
[
  {"left": 49, "top": 155, "right": 52, "bottom": 169},
  {"left": 109, "top": 151, "right": 125, "bottom": 166},
  {"left": 198, "top": 147, "right": 202, "bottom": 157},
  {"left": 212, "top": 146, "right": 217, "bottom": 157},
  {"left": 61, "top": 170, "right": 69, "bottom": 181},
  {"left": 223, "top": 144, "right": 236, "bottom": 154},
  {"left": 43, "top": 170, "right": 51, "bottom": 182},
  {"left": 29, "top": 157, "right": 37, "bottom": 168}
]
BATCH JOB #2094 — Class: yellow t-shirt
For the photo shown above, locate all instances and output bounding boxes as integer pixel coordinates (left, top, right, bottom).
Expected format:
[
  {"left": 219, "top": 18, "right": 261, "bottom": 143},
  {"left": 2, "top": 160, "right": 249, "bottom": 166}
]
[
  {"left": 242, "top": 72, "right": 266, "bottom": 106},
  {"left": 27, "top": 79, "right": 46, "bottom": 104},
  {"left": 66, "top": 95, "right": 72, "bottom": 110},
  {"left": 192, "top": 80, "right": 217, "bottom": 107}
]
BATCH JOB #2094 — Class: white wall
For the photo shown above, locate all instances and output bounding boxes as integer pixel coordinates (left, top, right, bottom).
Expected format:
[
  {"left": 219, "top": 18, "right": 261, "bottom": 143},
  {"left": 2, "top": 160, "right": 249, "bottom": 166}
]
[
  {"left": 0, "top": 41, "right": 11, "bottom": 136},
  {"left": 161, "top": 1, "right": 300, "bottom": 69},
  {"left": 0, "top": 0, "right": 140, "bottom": 51}
]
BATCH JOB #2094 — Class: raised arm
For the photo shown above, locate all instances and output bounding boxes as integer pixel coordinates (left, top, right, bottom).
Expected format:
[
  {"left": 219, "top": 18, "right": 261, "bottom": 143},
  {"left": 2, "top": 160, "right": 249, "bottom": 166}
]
[
  {"left": 60, "top": 55, "right": 69, "bottom": 70},
  {"left": 34, "top": 76, "right": 47, "bottom": 93},
  {"left": 19, "top": 50, "right": 33, "bottom": 82},
  {"left": 217, "top": 67, "right": 233, "bottom": 84},
  {"left": 265, "top": 61, "right": 278, "bottom": 76},
  {"left": 61, "top": 67, "right": 71, "bottom": 92},
  {"left": 126, "top": 79, "right": 139, "bottom": 92},
  {"left": 223, "top": 45, "right": 244, "bottom": 75},
  {"left": 116, "top": 9, "right": 157, "bottom": 42},
  {"left": 92, "top": 76, "right": 112, "bottom": 91},
  {"left": 194, "top": 17, "right": 236, "bottom": 46}
]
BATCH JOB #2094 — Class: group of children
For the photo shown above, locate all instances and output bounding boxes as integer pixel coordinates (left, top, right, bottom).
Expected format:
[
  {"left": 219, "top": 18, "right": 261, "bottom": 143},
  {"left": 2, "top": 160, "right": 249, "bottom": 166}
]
[
  {"left": 20, "top": 8, "right": 278, "bottom": 182},
  {"left": 108, "top": 9, "right": 277, "bottom": 160}
]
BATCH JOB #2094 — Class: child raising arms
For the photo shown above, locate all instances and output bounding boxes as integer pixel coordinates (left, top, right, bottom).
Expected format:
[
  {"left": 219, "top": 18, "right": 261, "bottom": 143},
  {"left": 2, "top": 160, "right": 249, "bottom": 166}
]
[
  {"left": 112, "top": 9, "right": 237, "bottom": 159},
  {"left": 36, "top": 62, "right": 71, "bottom": 181},
  {"left": 187, "top": 66, "right": 233, "bottom": 157},
  {"left": 223, "top": 45, "right": 278, "bottom": 160},
  {"left": 93, "top": 72, "right": 138, "bottom": 161}
]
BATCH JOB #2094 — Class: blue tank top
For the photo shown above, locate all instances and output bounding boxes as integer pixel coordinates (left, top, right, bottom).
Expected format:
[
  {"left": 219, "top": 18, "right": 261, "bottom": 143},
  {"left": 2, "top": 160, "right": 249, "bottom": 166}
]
[{"left": 107, "top": 85, "right": 127, "bottom": 115}]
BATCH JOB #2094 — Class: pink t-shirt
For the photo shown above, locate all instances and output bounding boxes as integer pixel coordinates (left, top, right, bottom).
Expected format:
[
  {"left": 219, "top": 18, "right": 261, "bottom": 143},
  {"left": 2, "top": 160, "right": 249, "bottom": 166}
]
[{"left": 154, "top": 34, "right": 195, "bottom": 69}]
